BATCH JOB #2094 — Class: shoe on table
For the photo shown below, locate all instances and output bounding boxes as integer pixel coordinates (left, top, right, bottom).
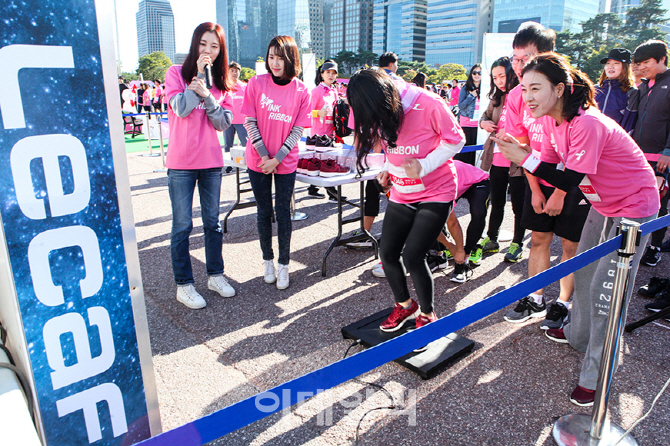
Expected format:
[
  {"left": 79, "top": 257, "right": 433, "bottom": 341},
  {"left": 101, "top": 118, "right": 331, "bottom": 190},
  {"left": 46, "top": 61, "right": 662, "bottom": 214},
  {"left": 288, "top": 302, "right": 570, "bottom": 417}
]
[
  {"left": 545, "top": 327, "right": 569, "bottom": 343},
  {"left": 504, "top": 243, "right": 523, "bottom": 263},
  {"left": 320, "top": 159, "right": 350, "bottom": 177},
  {"left": 263, "top": 260, "right": 276, "bottom": 284},
  {"left": 469, "top": 245, "right": 483, "bottom": 265},
  {"left": 380, "top": 300, "right": 420, "bottom": 332},
  {"left": 504, "top": 296, "right": 547, "bottom": 323},
  {"left": 641, "top": 246, "right": 661, "bottom": 267},
  {"left": 276, "top": 263, "right": 290, "bottom": 290},
  {"left": 176, "top": 284, "right": 206, "bottom": 309},
  {"left": 208, "top": 275, "right": 236, "bottom": 298},
  {"left": 305, "top": 135, "right": 318, "bottom": 146},
  {"left": 644, "top": 288, "right": 670, "bottom": 312},
  {"left": 481, "top": 237, "right": 500, "bottom": 253},
  {"left": 450, "top": 262, "right": 472, "bottom": 283},
  {"left": 371, "top": 262, "right": 386, "bottom": 278},
  {"left": 570, "top": 385, "right": 595, "bottom": 407},
  {"left": 306, "top": 158, "right": 321, "bottom": 176},
  {"left": 540, "top": 302, "right": 569, "bottom": 330},
  {"left": 638, "top": 277, "right": 670, "bottom": 298}
]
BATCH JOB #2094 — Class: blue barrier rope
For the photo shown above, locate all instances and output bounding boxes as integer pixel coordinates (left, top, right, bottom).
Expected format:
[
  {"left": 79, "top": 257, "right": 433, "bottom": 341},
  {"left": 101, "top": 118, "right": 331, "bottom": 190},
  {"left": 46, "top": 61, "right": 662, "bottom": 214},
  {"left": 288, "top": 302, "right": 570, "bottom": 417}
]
[
  {"left": 122, "top": 112, "right": 168, "bottom": 117},
  {"left": 138, "top": 212, "right": 670, "bottom": 445}
]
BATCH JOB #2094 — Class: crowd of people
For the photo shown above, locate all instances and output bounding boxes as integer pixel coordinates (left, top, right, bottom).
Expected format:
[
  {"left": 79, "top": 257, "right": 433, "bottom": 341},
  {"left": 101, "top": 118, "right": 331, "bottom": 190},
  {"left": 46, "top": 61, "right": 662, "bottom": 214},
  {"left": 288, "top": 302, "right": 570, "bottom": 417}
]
[{"left": 161, "top": 20, "right": 669, "bottom": 408}]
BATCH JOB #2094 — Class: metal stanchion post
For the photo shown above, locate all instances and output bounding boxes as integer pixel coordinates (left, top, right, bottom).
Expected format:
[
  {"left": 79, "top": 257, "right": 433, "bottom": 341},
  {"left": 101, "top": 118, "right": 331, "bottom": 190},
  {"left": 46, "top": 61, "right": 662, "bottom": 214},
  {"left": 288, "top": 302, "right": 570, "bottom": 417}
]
[
  {"left": 141, "top": 111, "right": 159, "bottom": 157},
  {"left": 291, "top": 189, "right": 307, "bottom": 221},
  {"left": 153, "top": 114, "right": 167, "bottom": 173},
  {"left": 553, "top": 219, "right": 640, "bottom": 446}
]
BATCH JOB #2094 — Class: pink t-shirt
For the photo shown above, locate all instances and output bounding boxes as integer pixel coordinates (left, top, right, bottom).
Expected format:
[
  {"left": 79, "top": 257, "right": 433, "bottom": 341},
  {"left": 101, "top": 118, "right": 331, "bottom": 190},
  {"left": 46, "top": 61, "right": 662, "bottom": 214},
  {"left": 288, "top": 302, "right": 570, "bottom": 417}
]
[
  {"left": 310, "top": 83, "right": 338, "bottom": 136},
  {"left": 143, "top": 88, "right": 152, "bottom": 105},
  {"left": 164, "top": 65, "right": 233, "bottom": 169},
  {"left": 459, "top": 99, "right": 479, "bottom": 128},
  {"left": 491, "top": 105, "right": 511, "bottom": 168},
  {"left": 540, "top": 108, "right": 659, "bottom": 218},
  {"left": 384, "top": 85, "right": 465, "bottom": 204},
  {"left": 229, "top": 80, "right": 247, "bottom": 125},
  {"left": 241, "top": 74, "right": 312, "bottom": 175},
  {"left": 455, "top": 160, "right": 489, "bottom": 198},
  {"left": 505, "top": 84, "right": 551, "bottom": 186},
  {"left": 450, "top": 86, "right": 460, "bottom": 106}
]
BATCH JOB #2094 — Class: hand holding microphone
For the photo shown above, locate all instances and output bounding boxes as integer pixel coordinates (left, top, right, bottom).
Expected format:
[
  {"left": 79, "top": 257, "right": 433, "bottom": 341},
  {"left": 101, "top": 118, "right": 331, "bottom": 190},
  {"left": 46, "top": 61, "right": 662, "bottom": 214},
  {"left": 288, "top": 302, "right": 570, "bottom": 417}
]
[{"left": 204, "top": 63, "right": 212, "bottom": 90}]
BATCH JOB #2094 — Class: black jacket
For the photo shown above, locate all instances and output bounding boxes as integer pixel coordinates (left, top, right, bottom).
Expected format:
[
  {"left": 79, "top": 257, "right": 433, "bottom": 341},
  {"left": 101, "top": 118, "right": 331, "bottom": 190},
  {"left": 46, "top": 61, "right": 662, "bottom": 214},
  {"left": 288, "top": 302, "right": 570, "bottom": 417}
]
[{"left": 633, "top": 68, "right": 670, "bottom": 156}]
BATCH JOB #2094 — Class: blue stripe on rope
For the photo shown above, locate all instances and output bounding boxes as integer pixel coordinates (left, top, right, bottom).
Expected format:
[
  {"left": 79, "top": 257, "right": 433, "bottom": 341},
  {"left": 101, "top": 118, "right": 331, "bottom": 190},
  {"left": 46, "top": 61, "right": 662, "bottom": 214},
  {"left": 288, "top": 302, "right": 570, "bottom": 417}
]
[{"left": 137, "top": 223, "right": 637, "bottom": 445}]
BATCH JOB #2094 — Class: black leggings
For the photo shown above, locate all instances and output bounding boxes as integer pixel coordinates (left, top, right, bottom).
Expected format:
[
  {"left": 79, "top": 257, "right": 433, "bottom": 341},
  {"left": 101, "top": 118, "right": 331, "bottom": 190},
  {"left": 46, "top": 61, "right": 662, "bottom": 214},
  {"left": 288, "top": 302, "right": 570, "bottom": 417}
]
[
  {"left": 459, "top": 180, "right": 490, "bottom": 254},
  {"left": 381, "top": 201, "right": 452, "bottom": 314},
  {"left": 487, "top": 166, "right": 526, "bottom": 245},
  {"left": 365, "top": 180, "right": 381, "bottom": 217},
  {"left": 453, "top": 127, "right": 478, "bottom": 165}
]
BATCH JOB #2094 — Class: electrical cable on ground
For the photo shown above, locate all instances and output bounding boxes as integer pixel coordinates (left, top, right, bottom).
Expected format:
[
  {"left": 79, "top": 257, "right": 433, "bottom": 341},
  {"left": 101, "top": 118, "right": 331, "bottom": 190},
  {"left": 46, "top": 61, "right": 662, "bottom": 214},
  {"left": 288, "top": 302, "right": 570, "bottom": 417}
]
[
  {"left": 613, "top": 374, "right": 670, "bottom": 446},
  {"left": 342, "top": 339, "right": 397, "bottom": 446}
]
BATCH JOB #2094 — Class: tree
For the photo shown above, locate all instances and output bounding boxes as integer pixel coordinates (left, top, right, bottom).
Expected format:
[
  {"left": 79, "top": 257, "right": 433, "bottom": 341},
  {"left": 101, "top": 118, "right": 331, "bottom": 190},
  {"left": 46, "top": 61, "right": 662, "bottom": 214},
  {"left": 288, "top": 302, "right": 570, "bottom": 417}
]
[
  {"left": 240, "top": 67, "right": 255, "bottom": 81},
  {"left": 556, "top": 0, "right": 668, "bottom": 80},
  {"left": 136, "top": 52, "right": 172, "bottom": 81},
  {"left": 429, "top": 63, "right": 467, "bottom": 84},
  {"left": 332, "top": 50, "right": 357, "bottom": 74},
  {"left": 120, "top": 71, "right": 139, "bottom": 81}
]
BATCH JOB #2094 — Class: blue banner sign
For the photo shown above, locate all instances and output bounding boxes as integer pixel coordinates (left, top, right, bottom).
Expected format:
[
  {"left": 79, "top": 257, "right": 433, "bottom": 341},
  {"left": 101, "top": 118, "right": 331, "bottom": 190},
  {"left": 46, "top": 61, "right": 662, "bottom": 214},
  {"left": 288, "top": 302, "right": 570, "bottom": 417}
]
[{"left": 0, "top": 1, "right": 150, "bottom": 445}]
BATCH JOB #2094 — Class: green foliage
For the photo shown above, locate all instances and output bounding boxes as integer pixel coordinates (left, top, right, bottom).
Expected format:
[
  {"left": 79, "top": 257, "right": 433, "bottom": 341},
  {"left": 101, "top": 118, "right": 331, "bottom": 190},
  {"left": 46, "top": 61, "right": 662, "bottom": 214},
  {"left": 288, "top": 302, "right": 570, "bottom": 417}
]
[
  {"left": 257, "top": 56, "right": 264, "bottom": 63},
  {"left": 329, "top": 48, "right": 379, "bottom": 74},
  {"left": 136, "top": 52, "right": 172, "bottom": 82},
  {"left": 402, "top": 69, "right": 418, "bottom": 82},
  {"left": 556, "top": 0, "right": 668, "bottom": 80},
  {"left": 240, "top": 67, "right": 255, "bottom": 81},
  {"left": 120, "top": 71, "right": 139, "bottom": 81},
  {"left": 395, "top": 60, "right": 467, "bottom": 85}
]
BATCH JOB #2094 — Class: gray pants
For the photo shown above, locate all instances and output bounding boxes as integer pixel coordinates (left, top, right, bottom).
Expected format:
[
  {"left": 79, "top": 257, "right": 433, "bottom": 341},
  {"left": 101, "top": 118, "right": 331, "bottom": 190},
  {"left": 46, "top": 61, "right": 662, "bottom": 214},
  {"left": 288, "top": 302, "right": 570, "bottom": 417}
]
[{"left": 564, "top": 208, "right": 656, "bottom": 389}]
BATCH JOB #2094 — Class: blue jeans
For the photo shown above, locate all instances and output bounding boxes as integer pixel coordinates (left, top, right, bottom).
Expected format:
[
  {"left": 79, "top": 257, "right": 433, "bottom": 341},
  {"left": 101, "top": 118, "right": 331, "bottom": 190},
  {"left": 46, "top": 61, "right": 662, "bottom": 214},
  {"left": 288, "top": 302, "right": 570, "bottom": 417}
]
[
  {"left": 247, "top": 169, "right": 296, "bottom": 265},
  {"left": 168, "top": 168, "right": 224, "bottom": 285},
  {"left": 223, "top": 123, "right": 248, "bottom": 152}
]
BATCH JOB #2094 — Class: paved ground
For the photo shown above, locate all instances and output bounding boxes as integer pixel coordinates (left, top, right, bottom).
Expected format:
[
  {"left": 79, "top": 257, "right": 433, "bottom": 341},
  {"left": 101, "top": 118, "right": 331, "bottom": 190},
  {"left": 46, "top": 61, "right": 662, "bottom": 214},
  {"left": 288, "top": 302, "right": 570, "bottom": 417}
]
[{"left": 127, "top": 151, "right": 670, "bottom": 446}]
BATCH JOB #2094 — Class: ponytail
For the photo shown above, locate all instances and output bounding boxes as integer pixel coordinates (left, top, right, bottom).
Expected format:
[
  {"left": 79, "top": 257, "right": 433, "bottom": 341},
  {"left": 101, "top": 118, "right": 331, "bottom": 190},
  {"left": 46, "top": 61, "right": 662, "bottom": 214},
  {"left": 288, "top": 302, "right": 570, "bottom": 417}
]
[{"left": 522, "top": 53, "right": 596, "bottom": 123}]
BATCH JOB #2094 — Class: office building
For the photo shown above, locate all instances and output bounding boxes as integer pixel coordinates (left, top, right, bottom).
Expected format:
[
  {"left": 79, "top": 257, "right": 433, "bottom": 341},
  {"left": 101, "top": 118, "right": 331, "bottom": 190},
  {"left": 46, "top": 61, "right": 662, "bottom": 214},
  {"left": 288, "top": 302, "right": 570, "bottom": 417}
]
[
  {"left": 372, "top": 0, "right": 427, "bottom": 62},
  {"left": 217, "top": 0, "right": 277, "bottom": 68},
  {"left": 136, "top": 0, "right": 176, "bottom": 62},
  {"left": 323, "top": 0, "right": 335, "bottom": 57},
  {"left": 492, "top": 0, "right": 600, "bottom": 33},
  {"left": 330, "top": 0, "right": 374, "bottom": 56},
  {"left": 425, "top": 0, "right": 492, "bottom": 67},
  {"left": 276, "top": 0, "right": 325, "bottom": 59}
]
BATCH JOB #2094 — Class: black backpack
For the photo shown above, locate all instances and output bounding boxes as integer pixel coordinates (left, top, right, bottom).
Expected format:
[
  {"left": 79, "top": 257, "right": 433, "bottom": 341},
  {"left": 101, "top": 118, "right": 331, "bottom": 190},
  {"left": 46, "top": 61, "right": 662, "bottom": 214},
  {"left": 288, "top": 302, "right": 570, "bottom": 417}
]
[{"left": 333, "top": 99, "right": 352, "bottom": 138}]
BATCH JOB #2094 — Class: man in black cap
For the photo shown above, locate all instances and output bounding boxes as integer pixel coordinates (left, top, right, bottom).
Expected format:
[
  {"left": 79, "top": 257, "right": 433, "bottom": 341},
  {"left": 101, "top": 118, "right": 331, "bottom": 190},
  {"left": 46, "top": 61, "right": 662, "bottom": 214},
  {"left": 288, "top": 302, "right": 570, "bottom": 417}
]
[{"left": 633, "top": 40, "right": 670, "bottom": 266}]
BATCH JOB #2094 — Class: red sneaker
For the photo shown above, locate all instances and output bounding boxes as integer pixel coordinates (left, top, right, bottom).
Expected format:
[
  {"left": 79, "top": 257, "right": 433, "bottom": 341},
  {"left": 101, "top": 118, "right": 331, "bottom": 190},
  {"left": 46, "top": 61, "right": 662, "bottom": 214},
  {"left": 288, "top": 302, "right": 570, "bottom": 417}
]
[
  {"left": 320, "top": 159, "right": 349, "bottom": 177},
  {"left": 415, "top": 312, "right": 437, "bottom": 329},
  {"left": 570, "top": 385, "right": 595, "bottom": 407},
  {"left": 306, "top": 158, "right": 321, "bottom": 176},
  {"left": 545, "top": 328, "right": 569, "bottom": 344},
  {"left": 297, "top": 158, "right": 310, "bottom": 174},
  {"left": 380, "top": 301, "right": 420, "bottom": 332}
]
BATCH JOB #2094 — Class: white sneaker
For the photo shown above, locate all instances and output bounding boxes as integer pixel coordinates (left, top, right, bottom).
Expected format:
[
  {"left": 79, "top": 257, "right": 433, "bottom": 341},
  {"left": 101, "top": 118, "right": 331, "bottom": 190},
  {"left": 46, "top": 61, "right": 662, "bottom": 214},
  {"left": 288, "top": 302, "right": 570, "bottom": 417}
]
[
  {"left": 371, "top": 262, "right": 386, "bottom": 278},
  {"left": 208, "top": 275, "right": 236, "bottom": 298},
  {"left": 176, "top": 284, "right": 206, "bottom": 309},
  {"left": 276, "top": 263, "right": 289, "bottom": 290},
  {"left": 264, "top": 260, "right": 276, "bottom": 284}
]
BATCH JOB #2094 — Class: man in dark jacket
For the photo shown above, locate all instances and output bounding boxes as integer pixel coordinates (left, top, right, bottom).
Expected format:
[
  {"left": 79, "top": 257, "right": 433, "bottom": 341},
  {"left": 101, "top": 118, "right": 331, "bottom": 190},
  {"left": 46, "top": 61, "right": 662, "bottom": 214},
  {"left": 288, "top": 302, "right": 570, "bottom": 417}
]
[{"left": 633, "top": 40, "right": 670, "bottom": 266}]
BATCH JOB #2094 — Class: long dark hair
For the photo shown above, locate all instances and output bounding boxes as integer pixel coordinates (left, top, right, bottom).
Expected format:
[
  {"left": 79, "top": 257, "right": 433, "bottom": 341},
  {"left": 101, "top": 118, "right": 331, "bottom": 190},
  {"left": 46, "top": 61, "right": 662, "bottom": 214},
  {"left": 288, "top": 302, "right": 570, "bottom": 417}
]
[
  {"left": 464, "top": 64, "right": 482, "bottom": 95},
  {"left": 521, "top": 53, "right": 596, "bottom": 123},
  {"left": 487, "top": 57, "right": 518, "bottom": 107},
  {"left": 182, "top": 22, "right": 231, "bottom": 91},
  {"left": 347, "top": 69, "right": 403, "bottom": 173},
  {"left": 412, "top": 72, "right": 427, "bottom": 88}
]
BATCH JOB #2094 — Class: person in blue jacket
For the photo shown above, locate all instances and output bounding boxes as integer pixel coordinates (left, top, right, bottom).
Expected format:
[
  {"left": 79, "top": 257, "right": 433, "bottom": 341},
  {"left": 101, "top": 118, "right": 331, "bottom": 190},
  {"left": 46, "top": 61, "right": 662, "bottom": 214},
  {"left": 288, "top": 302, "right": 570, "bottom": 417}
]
[{"left": 595, "top": 48, "right": 638, "bottom": 132}]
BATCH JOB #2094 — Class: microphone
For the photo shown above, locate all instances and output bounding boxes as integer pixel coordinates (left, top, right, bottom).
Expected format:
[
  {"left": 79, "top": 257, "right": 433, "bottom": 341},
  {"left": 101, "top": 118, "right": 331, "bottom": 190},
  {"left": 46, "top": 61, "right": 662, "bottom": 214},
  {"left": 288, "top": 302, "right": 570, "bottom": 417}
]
[{"left": 204, "top": 64, "right": 212, "bottom": 89}]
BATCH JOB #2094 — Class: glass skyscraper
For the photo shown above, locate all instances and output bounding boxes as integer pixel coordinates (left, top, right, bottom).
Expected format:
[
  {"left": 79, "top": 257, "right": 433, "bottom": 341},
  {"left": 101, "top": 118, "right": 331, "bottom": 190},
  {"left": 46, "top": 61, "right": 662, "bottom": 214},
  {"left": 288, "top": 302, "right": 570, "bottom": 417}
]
[
  {"left": 492, "top": 0, "right": 600, "bottom": 34},
  {"left": 330, "top": 0, "right": 373, "bottom": 56},
  {"left": 277, "top": 0, "right": 325, "bottom": 58},
  {"left": 372, "top": 0, "right": 427, "bottom": 62},
  {"left": 136, "top": 0, "right": 176, "bottom": 62},
  {"left": 217, "top": 0, "right": 277, "bottom": 68},
  {"left": 425, "top": 0, "right": 492, "bottom": 67}
]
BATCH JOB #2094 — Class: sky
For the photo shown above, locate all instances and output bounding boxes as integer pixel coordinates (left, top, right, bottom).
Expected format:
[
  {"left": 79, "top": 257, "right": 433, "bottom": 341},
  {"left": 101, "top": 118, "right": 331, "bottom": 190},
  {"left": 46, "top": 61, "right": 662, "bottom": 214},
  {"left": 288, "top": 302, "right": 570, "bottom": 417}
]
[{"left": 114, "top": 0, "right": 216, "bottom": 73}]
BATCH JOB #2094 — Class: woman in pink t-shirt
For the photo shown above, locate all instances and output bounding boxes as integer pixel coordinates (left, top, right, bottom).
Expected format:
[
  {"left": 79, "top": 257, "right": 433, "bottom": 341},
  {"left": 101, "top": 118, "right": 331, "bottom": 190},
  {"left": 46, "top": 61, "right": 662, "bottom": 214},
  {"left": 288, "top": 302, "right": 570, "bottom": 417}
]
[
  {"left": 164, "top": 22, "right": 235, "bottom": 309},
  {"left": 456, "top": 65, "right": 481, "bottom": 165},
  {"left": 223, "top": 61, "right": 248, "bottom": 157},
  {"left": 242, "top": 36, "right": 311, "bottom": 290},
  {"left": 495, "top": 53, "right": 659, "bottom": 406},
  {"left": 478, "top": 56, "right": 525, "bottom": 261},
  {"left": 348, "top": 69, "right": 465, "bottom": 334}
]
